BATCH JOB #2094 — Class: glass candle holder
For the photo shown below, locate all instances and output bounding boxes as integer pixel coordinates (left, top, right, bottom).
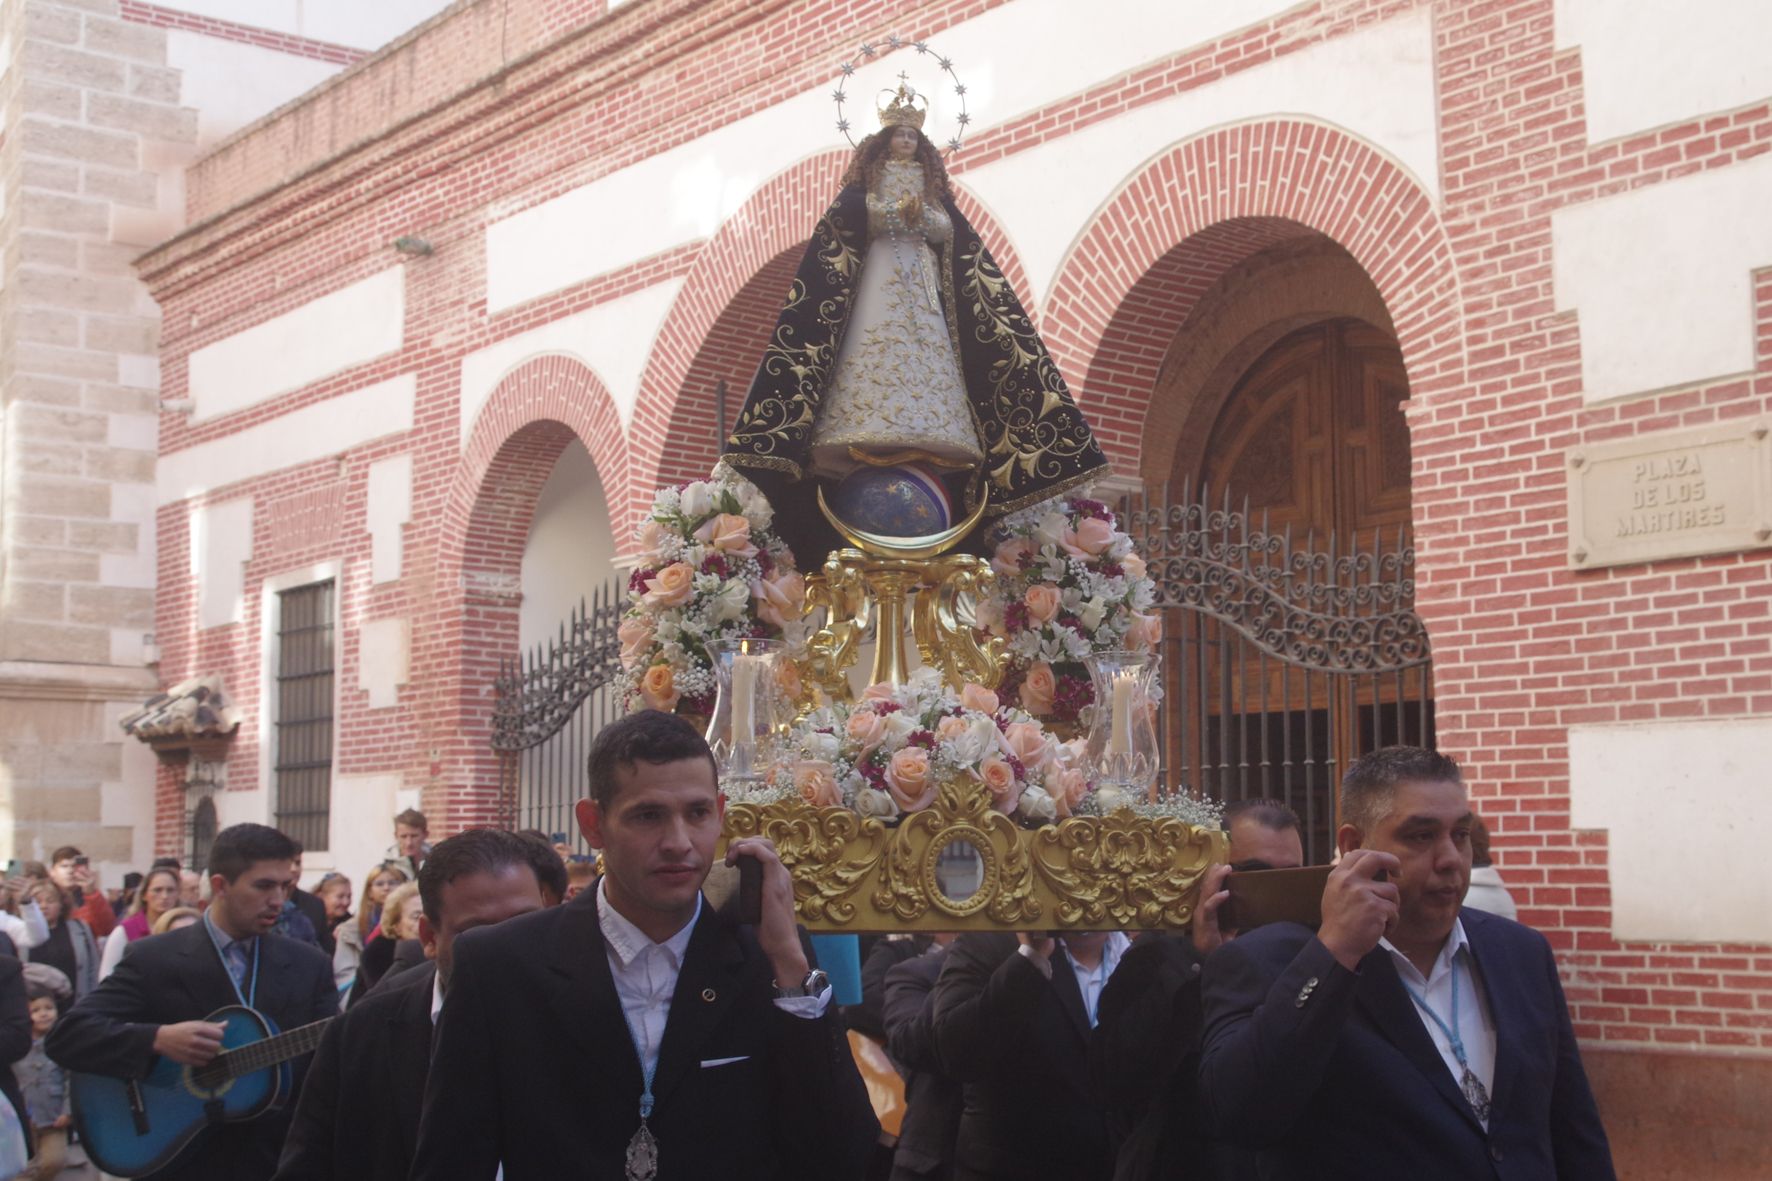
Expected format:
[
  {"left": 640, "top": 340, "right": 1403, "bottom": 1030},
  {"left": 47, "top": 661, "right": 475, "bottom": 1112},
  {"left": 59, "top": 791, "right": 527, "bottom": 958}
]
[
  {"left": 706, "top": 637, "right": 786, "bottom": 787},
  {"left": 1083, "top": 649, "right": 1161, "bottom": 805}
]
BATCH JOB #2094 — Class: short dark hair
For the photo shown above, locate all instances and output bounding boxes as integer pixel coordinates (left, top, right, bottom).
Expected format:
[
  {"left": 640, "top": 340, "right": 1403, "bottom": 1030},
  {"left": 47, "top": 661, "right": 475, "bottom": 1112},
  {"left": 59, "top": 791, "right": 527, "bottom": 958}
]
[
  {"left": 515, "top": 831, "right": 569, "bottom": 904},
  {"left": 24, "top": 979, "right": 57, "bottom": 1005},
  {"left": 49, "top": 847, "right": 81, "bottom": 866},
  {"left": 394, "top": 808, "right": 428, "bottom": 831},
  {"left": 150, "top": 856, "right": 182, "bottom": 871},
  {"left": 586, "top": 710, "right": 717, "bottom": 810},
  {"left": 206, "top": 824, "right": 299, "bottom": 884},
  {"left": 1223, "top": 797, "right": 1301, "bottom": 833},
  {"left": 1340, "top": 746, "right": 1463, "bottom": 834},
  {"left": 1469, "top": 813, "right": 1494, "bottom": 868},
  {"left": 417, "top": 828, "right": 551, "bottom": 924}
]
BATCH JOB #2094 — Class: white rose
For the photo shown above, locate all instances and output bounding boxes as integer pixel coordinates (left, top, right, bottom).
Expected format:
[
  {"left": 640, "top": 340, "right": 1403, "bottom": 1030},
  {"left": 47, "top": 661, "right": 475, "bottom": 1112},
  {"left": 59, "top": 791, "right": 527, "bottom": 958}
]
[
  {"left": 1079, "top": 595, "right": 1107, "bottom": 632},
  {"left": 1017, "top": 785, "right": 1057, "bottom": 824},
  {"left": 883, "top": 711, "right": 918, "bottom": 744},
  {"left": 855, "top": 787, "right": 900, "bottom": 820},
  {"left": 1034, "top": 511, "right": 1070, "bottom": 548},
  {"left": 946, "top": 714, "right": 1004, "bottom": 767},
  {"left": 680, "top": 481, "right": 715, "bottom": 520},
  {"left": 710, "top": 578, "right": 751, "bottom": 623},
  {"left": 804, "top": 730, "right": 841, "bottom": 761}
]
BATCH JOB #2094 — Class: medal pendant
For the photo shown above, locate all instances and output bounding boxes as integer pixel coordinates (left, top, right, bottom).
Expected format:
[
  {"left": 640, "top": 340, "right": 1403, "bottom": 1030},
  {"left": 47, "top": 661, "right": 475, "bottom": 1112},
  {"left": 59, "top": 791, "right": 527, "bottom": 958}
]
[
  {"left": 1460, "top": 1067, "right": 1493, "bottom": 1124},
  {"left": 625, "top": 1120, "right": 659, "bottom": 1181}
]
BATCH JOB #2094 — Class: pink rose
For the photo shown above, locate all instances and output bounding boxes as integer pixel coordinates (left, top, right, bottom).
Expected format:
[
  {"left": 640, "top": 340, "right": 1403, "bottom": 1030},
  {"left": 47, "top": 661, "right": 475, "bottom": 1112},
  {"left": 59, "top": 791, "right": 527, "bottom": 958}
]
[
  {"left": 618, "top": 616, "right": 655, "bottom": 669},
  {"left": 1019, "top": 662, "right": 1056, "bottom": 715},
  {"left": 752, "top": 570, "right": 805, "bottom": 629},
  {"left": 862, "top": 682, "right": 898, "bottom": 702},
  {"left": 846, "top": 709, "right": 888, "bottom": 752},
  {"left": 991, "top": 538, "right": 1034, "bottom": 578},
  {"left": 1061, "top": 517, "right": 1116, "bottom": 559},
  {"left": 1052, "top": 767, "right": 1089, "bottom": 819},
  {"left": 885, "top": 747, "right": 935, "bottom": 812},
  {"left": 936, "top": 715, "right": 969, "bottom": 742},
  {"left": 641, "top": 562, "right": 695, "bottom": 608},
  {"left": 960, "top": 683, "right": 1000, "bottom": 715},
  {"left": 638, "top": 664, "right": 680, "bottom": 712},
  {"left": 979, "top": 756, "right": 1022, "bottom": 815},
  {"left": 793, "top": 760, "right": 841, "bottom": 808},
  {"left": 1120, "top": 552, "right": 1147, "bottom": 581},
  {"left": 693, "top": 512, "right": 759, "bottom": 559},
  {"left": 974, "top": 596, "right": 1006, "bottom": 637},
  {"left": 636, "top": 518, "right": 670, "bottom": 566},
  {"left": 1023, "top": 583, "right": 1062, "bottom": 625},
  {"left": 1127, "top": 611, "right": 1163, "bottom": 650},
  {"left": 1003, "top": 722, "right": 1050, "bottom": 772}
]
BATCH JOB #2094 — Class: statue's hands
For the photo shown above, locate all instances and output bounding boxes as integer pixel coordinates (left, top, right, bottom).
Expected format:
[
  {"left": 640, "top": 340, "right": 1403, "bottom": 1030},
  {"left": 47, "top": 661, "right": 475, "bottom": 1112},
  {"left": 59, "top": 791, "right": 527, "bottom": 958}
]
[{"left": 897, "top": 193, "right": 923, "bottom": 227}]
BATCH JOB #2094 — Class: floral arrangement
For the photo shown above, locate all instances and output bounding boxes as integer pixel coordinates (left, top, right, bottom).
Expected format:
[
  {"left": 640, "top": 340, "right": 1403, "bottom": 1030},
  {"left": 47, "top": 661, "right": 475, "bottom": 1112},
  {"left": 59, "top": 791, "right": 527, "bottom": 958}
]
[
  {"left": 725, "top": 668, "right": 1090, "bottom": 828},
  {"left": 976, "top": 497, "right": 1161, "bottom": 728},
  {"left": 618, "top": 465, "right": 806, "bottom": 716}
]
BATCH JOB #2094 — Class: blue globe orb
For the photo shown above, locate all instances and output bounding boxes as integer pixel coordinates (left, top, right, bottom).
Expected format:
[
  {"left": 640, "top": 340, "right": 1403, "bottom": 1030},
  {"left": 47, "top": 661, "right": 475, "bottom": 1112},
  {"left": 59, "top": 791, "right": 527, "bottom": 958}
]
[{"left": 828, "top": 464, "right": 954, "bottom": 538}]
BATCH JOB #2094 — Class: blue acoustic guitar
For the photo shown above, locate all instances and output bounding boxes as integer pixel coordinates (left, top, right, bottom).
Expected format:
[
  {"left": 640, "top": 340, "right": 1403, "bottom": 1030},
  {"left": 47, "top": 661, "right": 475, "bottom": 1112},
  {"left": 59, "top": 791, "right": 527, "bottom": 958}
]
[{"left": 69, "top": 1004, "right": 332, "bottom": 1178}]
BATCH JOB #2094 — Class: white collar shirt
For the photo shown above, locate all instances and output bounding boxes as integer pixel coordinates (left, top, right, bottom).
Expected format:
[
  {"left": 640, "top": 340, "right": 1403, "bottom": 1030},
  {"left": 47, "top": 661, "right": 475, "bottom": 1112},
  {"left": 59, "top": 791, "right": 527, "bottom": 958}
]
[
  {"left": 597, "top": 878, "right": 702, "bottom": 1085},
  {"left": 1060, "top": 931, "right": 1130, "bottom": 1028},
  {"left": 1380, "top": 917, "right": 1497, "bottom": 1128}
]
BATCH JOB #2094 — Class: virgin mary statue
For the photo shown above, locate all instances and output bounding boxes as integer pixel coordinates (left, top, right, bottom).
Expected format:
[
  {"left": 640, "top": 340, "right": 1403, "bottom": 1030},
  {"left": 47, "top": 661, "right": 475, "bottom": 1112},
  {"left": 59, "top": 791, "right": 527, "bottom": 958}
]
[{"left": 720, "top": 83, "right": 1108, "bottom": 565}]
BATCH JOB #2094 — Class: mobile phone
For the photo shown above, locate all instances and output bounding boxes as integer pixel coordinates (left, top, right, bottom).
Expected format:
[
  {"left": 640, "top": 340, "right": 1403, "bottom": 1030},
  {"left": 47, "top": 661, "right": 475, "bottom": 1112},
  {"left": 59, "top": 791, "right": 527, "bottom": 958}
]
[
  {"left": 4, "top": 859, "right": 20, "bottom": 878},
  {"left": 72, "top": 855, "right": 89, "bottom": 868},
  {"left": 1217, "top": 864, "right": 1334, "bottom": 932},
  {"left": 736, "top": 855, "right": 763, "bottom": 926}
]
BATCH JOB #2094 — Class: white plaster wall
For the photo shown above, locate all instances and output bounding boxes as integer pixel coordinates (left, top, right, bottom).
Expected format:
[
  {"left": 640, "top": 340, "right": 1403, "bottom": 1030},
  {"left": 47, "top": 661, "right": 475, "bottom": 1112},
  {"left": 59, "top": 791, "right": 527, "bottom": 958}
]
[
  {"left": 456, "top": 278, "right": 683, "bottom": 444},
  {"left": 483, "top": 0, "right": 1306, "bottom": 312},
  {"left": 158, "top": 374, "right": 417, "bottom": 505},
  {"left": 311, "top": 773, "right": 403, "bottom": 880},
  {"left": 99, "top": 700, "right": 158, "bottom": 887},
  {"left": 365, "top": 454, "right": 414, "bottom": 584},
  {"left": 1551, "top": 153, "right": 1772, "bottom": 404},
  {"left": 1569, "top": 718, "right": 1772, "bottom": 945},
  {"left": 192, "top": 498, "right": 254, "bottom": 629},
  {"left": 167, "top": 31, "right": 341, "bottom": 151},
  {"left": 357, "top": 618, "right": 409, "bottom": 710},
  {"left": 519, "top": 442, "right": 618, "bottom": 651},
  {"left": 186, "top": 269, "right": 406, "bottom": 423},
  {"left": 1555, "top": 0, "right": 1772, "bottom": 144}
]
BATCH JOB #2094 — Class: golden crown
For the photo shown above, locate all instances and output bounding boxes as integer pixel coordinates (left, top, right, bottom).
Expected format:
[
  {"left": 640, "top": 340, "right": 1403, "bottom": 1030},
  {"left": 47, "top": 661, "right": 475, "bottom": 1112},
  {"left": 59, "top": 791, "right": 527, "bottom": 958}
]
[{"left": 878, "top": 83, "right": 928, "bottom": 130}]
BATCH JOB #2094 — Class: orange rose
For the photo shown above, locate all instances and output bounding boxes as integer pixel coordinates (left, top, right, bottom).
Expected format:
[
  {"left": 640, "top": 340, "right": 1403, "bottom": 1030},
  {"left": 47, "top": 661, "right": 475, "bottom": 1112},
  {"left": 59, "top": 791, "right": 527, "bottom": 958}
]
[
  {"left": 752, "top": 570, "right": 805, "bottom": 629},
  {"left": 885, "top": 747, "right": 934, "bottom": 812},
  {"left": 846, "top": 709, "right": 888, "bottom": 752},
  {"left": 1019, "top": 661, "right": 1057, "bottom": 715},
  {"left": 936, "top": 715, "right": 969, "bottom": 741},
  {"left": 638, "top": 663, "right": 680, "bottom": 712},
  {"left": 793, "top": 760, "right": 841, "bottom": 808},
  {"left": 618, "top": 616, "right": 655, "bottom": 669},
  {"left": 1023, "top": 583, "right": 1062, "bottom": 625},
  {"left": 960, "top": 683, "right": 1000, "bottom": 715},
  {"left": 1120, "top": 552, "right": 1147, "bottom": 581},
  {"left": 1003, "top": 721, "right": 1050, "bottom": 771},
  {"left": 1127, "top": 611, "right": 1163, "bottom": 650},
  {"left": 636, "top": 518, "right": 670, "bottom": 566},
  {"left": 641, "top": 562, "right": 695, "bottom": 608},
  {"left": 991, "top": 537, "right": 1034, "bottom": 578},
  {"left": 862, "top": 682, "right": 898, "bottom": 702},
  {"left": 1061, "top": 517, "right": 1116, "bottom": 559},
  {"left": 693, "top": 512, "right": 759, "bottom": 559},
  {"left": 979, "top": 755, "right": 1021, "bottom": 814},
  {"left": 1052, "top": 767, "right": 1089, "bottom": 818},
  {"left": 776, "top": 656, "right": 803, "bottom": 703}
]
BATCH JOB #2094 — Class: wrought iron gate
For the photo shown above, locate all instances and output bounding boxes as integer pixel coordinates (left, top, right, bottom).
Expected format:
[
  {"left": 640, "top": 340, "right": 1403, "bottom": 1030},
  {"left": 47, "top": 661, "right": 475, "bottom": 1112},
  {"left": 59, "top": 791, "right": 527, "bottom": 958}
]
[
  {"left": 1124, "top": 481, "right": 1434, "bottom": 863},
  {"left": 491, "top": 580, "right": 626, "bottom": 843},
  {"left": 492, "top": 485, "right": 1432, "bottom": 865}
]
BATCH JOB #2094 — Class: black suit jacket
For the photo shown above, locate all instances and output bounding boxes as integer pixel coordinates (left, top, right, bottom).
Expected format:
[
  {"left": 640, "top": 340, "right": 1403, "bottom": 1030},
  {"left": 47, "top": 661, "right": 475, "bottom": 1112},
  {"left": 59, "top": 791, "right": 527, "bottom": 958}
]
[
  {"left": 883, "top": 946, "right": 960, "bottom": 1181},
  {"left": 931, "top": 933, "right": 1114, "bottom": 1181},
  {"left": 275, "top": 961, "right": 436, "bottom": 1181},
  {"left": 292, "top": 889, "right": 333, "bottom": 957},
  {"left": 0, "top": 955, "right": 33, "bottom": 1154},
  {"left": 45, "top": 922, "right": 336, "bottom": 1181},
  {"left": 409, "top": 889, "right": 877, "bottom": 1180},
  {"left": 1200, "top": 908, "right": 1616, "bottom": 1180}
]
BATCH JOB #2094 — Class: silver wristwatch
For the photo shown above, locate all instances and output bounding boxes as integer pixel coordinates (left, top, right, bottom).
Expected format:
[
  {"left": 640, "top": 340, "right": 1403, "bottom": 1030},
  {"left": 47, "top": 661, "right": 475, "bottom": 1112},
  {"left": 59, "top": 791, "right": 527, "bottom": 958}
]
[{"left": 773, "top": 968, "right": 830, "bottom": 999}]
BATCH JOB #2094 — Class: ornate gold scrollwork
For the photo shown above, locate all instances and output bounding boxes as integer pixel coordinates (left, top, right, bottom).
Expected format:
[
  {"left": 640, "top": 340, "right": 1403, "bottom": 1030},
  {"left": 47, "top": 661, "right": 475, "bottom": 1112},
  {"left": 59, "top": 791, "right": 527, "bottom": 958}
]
[
  {"left": 911, "top": 553, "right": 1006, "bottom": 691},
  {"left": 724, "top": 802, "right": 886, "bottom": 925},
  {"left": 1031, "top": 809, "right": 1225, "bottom": 929},
  {"left": 870, "top": 776, "right": 1039, "bottom": 927},
  {"left": 801, "top": 555, "right": 871, "bottom": 703}
]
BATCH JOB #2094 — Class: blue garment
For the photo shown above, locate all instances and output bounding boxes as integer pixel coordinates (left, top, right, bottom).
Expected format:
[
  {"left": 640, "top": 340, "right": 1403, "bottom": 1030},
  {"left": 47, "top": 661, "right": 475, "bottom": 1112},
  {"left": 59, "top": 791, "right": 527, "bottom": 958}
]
[
  {"left": 12, "top": 1036, "right": 67, "bottom": 1128},
  {"left": 274, "top": 900, "right": 321, "bottom": 949}
]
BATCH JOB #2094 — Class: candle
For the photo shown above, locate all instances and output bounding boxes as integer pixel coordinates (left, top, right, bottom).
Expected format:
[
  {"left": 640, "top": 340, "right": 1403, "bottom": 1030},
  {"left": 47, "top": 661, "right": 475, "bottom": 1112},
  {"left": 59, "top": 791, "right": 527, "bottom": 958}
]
[
  {"left": 1109, "top": 671, "right": 1134, "bottom": 756},
  {"left": 731, "top": 654, "right": 759, "bottom": 747}
]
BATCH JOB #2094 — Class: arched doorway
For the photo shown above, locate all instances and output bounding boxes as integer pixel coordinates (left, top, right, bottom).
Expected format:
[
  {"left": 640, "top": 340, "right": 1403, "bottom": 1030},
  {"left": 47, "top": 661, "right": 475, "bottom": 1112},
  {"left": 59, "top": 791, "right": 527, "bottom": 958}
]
[{"left": 1139, "top": 317, "right": 1434, "bottom": 861}]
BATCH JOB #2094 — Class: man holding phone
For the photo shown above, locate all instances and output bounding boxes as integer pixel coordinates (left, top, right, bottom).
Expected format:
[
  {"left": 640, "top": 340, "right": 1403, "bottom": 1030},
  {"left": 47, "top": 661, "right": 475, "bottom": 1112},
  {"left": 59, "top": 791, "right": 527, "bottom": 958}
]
[
  {"left": 411, "top": 709, "right": 875, "bottom": 1180},
  {"left": 1199, "top": 747, "right": 1614, "bottom": 1178},
  {"left": 48, "top": 848, "right": 115, "bottom": 940}
]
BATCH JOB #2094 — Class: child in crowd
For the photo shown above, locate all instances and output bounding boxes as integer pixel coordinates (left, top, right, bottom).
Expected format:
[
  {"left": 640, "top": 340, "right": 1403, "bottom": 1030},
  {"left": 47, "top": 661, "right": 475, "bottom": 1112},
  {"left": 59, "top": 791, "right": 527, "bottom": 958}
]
[
  {"left": 15, "top": 982, "right": 70, "bottom": 1180},
  {"left": 563, "top": 857, "right": 597, "bottom": 902}
]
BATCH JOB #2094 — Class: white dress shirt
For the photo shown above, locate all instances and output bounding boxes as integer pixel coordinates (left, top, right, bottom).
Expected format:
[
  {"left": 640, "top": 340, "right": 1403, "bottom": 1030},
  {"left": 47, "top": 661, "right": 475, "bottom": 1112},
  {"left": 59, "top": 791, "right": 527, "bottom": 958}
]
[
  {"left": 0, "top": 901, "right": 48, "bottom": 952},
  {"left": 1380, "top": 918, "right": 1497, "bottom": 1127},
  {"left": 1060, "top": 932, "right": 1130, "bottom": 1028}
]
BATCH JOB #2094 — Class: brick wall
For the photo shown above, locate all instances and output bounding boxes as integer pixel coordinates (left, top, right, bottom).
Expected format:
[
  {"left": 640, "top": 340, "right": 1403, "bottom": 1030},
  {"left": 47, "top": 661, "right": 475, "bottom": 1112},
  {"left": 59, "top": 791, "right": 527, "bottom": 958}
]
[{"left": 134, "top": 0, "right": 1772, "bottom": 1093}]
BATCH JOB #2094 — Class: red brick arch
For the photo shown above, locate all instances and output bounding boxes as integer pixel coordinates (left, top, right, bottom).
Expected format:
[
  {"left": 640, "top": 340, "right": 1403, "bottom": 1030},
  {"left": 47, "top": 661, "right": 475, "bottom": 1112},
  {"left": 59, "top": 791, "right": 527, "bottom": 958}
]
[
  {"left": 418, "top": 355, "right": 626, "bottom": 832},
  {"left": 626, "top": 150, "right": 1034, "bottom": 531},
  {"left": 1041, "top": 119, "right": 1464, "bottom": 476}
]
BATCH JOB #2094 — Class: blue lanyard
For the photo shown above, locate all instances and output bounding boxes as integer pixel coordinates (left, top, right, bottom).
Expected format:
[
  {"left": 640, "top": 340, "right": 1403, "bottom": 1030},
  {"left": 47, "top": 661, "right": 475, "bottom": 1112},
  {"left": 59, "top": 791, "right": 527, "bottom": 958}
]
[
  {"left": 202, "top": 912, "right": 260, "bottom": 1009},
  {"left": 1400, "top": 956, "right": 1470, "bottom": 1069}
]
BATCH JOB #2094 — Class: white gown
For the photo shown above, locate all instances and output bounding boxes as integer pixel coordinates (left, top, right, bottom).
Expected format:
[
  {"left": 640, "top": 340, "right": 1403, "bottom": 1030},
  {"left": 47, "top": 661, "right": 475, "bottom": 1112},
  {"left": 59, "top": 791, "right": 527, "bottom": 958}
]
[{"left": 809, "top": 159, "right": 985, "bottom": 477}]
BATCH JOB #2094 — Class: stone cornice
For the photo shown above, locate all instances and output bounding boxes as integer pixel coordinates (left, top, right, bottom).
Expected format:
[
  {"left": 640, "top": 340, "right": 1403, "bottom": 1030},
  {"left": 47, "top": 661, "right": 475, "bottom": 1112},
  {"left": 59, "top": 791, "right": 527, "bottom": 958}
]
[{"left": 0, "top": 661, "right": 161, "bottom": 703}]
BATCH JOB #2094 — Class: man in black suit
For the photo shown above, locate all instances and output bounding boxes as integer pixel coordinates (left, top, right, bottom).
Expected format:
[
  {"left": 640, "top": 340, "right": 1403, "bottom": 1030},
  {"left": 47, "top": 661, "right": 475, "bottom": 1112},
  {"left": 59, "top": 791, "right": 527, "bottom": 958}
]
[
  {"left": 882, "top": 938, "right": 960, "bottom": 1181},
  {"left": 1200, "top": 746, "right": 1616, "bottom": 1179},
  {"left": 47, "top": 824, "right": 336, "bottom": 1181},
  {"left": 410, "top": 709, "right": 876, "bottom": 1180},
  {"left": 0, "top": 953, "right": 33, "bottom": 1159},
  {"left": 275, "top": 827, "right": 556, "bottom": 1181},
  {"left": 1093, "top": 797, "right": 1305, "bottom": 1180},
  {"left": 931, "top": 925, "right": 1129, "bottom": 1181}
]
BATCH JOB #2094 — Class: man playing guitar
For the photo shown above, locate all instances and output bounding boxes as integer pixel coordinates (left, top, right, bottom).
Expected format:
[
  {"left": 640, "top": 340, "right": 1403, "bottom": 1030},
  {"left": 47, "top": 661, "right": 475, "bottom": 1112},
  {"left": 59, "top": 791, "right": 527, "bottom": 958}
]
[{"left": 48, "top": 824, "right": 335, "bottom": 1180}]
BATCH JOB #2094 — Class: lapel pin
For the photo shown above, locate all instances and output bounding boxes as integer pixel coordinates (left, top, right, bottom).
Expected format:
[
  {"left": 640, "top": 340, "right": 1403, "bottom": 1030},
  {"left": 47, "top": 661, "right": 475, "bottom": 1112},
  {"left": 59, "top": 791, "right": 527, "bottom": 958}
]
[{"left": 701, "top": 988, "right": 717, "bottom": 1002}]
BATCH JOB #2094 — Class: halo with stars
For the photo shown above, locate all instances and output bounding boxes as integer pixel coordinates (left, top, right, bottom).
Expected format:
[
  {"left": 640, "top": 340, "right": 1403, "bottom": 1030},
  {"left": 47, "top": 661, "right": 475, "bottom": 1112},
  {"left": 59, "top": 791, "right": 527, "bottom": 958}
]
[{"left": 829, "top": 34, "right": 971, "bottom": 158}]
